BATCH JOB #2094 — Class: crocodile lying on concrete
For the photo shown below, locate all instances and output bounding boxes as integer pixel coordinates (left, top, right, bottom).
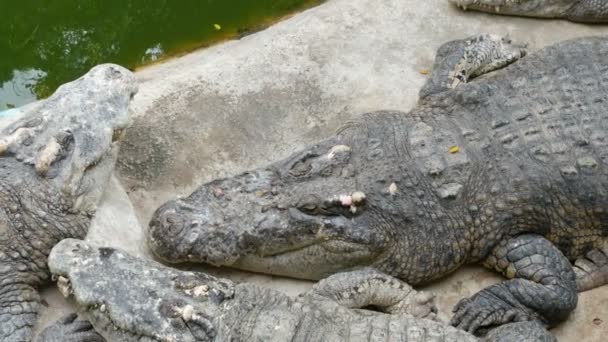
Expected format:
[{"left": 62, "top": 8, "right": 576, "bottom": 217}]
[
  {"left": 148, "top": 35, "right": 608, "bottom": 337},
  {"left": 42, "top": 239, "right": 558, "bottom": 341},
  {"left": 0, "top": 64, "right": 137, "bottom": 341},
  {"left": 449, "top": 0, "right": 608, "bottom": 22}
]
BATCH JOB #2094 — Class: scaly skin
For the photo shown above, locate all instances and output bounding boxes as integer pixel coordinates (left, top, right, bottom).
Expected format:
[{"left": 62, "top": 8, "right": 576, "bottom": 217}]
[
  {"left": 44, "top": 239, "right": 557, "bottom": 342},
  {"left": 148, "top": 35, "right": 608, "bottom": 337},
  {"left": 449, "top": 0, "right": 608, "bottom": 23},
  {"left": 0, "top": 64, "right": 137, "bottom": 341}
]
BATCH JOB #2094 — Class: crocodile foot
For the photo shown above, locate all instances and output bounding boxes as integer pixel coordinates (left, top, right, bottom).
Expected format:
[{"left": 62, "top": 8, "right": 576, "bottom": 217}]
[
  {"left": 451, "top": 286, "right": 538, "bottom": 334},
  {"left": 37, "top": 313, "right": 105, "bottom": 342}
]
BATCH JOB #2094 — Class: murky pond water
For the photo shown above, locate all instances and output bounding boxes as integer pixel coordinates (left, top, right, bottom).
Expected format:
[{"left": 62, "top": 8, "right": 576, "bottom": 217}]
[{"left": 0, "top": 0, "right": 324, "bottom": 110}]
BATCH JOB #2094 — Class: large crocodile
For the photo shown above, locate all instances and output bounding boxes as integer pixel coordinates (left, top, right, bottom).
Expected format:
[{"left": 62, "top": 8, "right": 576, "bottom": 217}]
[
  {"left": 448, "top": 0, "right": 608, "bottom": 22},
  {"left": 0, "top": 64, "right": 137, "bottom": 341},
  {"left": 41, "top": 238, "right": 557, "bottom": 341},
  {"left": 148, "top": 35, "right": 608, "bottom": 337}
]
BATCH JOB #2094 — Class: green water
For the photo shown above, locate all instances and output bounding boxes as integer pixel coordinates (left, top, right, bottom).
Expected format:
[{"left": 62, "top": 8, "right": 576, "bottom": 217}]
[{"left": 0, "top": 0, "right": 324, "bottom": 110}]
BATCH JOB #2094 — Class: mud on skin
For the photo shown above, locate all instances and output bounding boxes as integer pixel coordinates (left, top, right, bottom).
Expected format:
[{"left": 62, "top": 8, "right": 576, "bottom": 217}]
[
  {"left": 0, "top": 64, "right": 137, "bottom": 341},
  {"left": 44, "top": 239, "right": 559, "bottom": 342},
  {"left": 449, "top": 0, "right": 608, "bottom": 23},
  {"left": 149, "top": 35, "right": 608, "bottom": 338}
]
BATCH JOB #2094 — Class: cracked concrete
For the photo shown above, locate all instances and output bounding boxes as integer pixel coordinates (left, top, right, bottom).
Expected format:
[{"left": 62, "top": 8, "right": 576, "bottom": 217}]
[{"left": 29, "top": 0, "right": 608, "bottom": 340}]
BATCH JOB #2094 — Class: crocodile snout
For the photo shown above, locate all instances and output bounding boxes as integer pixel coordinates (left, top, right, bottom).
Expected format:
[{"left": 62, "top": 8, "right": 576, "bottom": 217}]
[{"left": 148, "top": 200, "right": 199, "bottom": 263}]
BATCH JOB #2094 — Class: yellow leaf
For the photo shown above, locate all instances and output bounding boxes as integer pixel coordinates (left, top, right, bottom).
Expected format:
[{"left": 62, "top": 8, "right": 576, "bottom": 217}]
[
  {"left": 214, "top": 24, "right": 222, "bottom": 31},
  {"left": 448, "top": 146, "right": 460, "bottom": 154},
  {"left": 419, "top": 68, "right": 429, "bottom": 75}
]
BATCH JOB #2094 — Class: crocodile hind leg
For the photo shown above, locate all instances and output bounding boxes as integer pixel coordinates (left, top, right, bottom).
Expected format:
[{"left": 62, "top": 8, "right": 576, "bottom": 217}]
[
  {"left": 36, "top": 313, "right": 105, "bottom": 342},
  {"left": 573, "top": 242, "right": 608, "bottom": 292},
  {"left": 418, "top": 34, "right": 527, "bottom": 101},
  {"left": 451, "top": 234, "right": 577, "bottom": 335},
  {"left": 308, "top": 267, "right": 437, "bottom": 319}
]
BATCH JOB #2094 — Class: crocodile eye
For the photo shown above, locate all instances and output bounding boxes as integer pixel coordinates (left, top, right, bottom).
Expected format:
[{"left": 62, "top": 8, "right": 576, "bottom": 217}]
[
  {"left": 288, "top": 151, "right": 318, "bottom": 178},
  {"left": 296, "top": 195, "right": 363, "bottom": 218},
  {"left": 296, "top": 194, "right": 321, "bottom": 214}
]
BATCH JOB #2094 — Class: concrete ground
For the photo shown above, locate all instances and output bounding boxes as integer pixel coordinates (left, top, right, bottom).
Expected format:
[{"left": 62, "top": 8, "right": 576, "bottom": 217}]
[{"left": 35, "top": 0, "right": 607, "bottom": 340}]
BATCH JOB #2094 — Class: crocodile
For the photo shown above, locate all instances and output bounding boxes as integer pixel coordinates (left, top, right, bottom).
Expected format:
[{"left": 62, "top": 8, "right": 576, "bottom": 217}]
[
  {"left": 0, "top": 64, "right": 137, "bottom": 341},
  {"left": 147, "top": 35, "right": 608, "bottom": 337},
  {"left": 448, "top": 0, "right": 608, "bottom": 23},
  {"left": 41, "top": 238, "right": 558, "bottom": 342}
]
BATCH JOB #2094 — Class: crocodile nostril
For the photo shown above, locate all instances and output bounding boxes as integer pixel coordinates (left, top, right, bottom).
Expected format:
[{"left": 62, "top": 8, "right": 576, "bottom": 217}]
[{"left": 154, "top": 211, "right": 186, "bottom": 237}]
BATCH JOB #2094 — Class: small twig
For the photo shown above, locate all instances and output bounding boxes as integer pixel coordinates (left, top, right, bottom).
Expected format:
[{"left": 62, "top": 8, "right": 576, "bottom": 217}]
[{"left": 18, "top": 24, "right": 39, "bottom": 49}]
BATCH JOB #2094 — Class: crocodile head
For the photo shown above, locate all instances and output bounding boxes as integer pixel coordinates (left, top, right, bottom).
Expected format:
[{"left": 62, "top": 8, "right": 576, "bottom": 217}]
[
  {"left": 48, "top": 239, "right": 234, "bottom": 342},
  {"left": 1, "top": 64, "right": 137, "bottom": 214},
  {"left": 449, "top": 0, "right": 608, "bottom": 22},
  {"left": 148, "top": 140, "right": 396, "bottom": 280}
]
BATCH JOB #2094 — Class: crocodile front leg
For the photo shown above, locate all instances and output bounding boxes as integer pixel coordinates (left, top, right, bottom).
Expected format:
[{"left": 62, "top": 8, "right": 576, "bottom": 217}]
[
  {"left": 36, "top": 313, "right": 105, "bottom": 342},
  {"left": 451, "top": 234, "right": 577, "bottom": 335},
  {"left": 309, "top": 267, "right": 437, "bottom": 320},
  {"left": 0, "top": 281, "right": 39, "bottom": 341}
]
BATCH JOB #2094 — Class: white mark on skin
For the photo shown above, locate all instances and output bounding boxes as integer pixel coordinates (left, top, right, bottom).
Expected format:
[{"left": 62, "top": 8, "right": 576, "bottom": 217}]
[
  {"left": 186, "top": 285, "right": 209, "bottom": 297},
  {"left": 182, "top": 305, "right": 194, "bottom": 321},
  {"left": 351, "top": 191, "right": 366, "bottom": 203},
  {"left": 388, "top": 183, "right": 398, "bottom": 195},
  {"left": 0, "top": 128, "right": 33, "bottom": 154},
  {"left": 437, "top": 183, "right": 463, "bottom": 199},
  {"left": 35, "top": 137, "right": 62, "bottom": 174},
  {"left": 327, "top": 145, "right": 351, "bottom": 159},
  {"left": 339, "top": 195, "right": 352, "bottom": 206}
]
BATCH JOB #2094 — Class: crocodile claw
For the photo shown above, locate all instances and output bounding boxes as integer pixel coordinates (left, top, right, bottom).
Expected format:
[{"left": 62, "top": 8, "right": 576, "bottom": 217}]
[
  {"left": 450, "top": 293, "right": 531, "bottom": 335},
  {"left": 37, "top": 313, "right": 105, "bottom": 342}
]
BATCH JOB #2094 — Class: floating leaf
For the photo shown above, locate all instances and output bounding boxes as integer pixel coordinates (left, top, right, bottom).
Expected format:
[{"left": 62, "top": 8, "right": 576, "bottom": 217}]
[
  {"left": 213, "top": 24, "right": 222, "bottom": 31},
  {"left": 448, "top": 146, "right": 460, "bottom": 154},
  {"left": 419, "top": 68, "right": 429, "bottom": 75}
]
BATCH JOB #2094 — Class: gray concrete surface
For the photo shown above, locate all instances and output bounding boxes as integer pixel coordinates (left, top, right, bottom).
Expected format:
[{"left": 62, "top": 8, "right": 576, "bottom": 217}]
[{"left": 33, "top": 0, "right": 607, "bottom": 340}]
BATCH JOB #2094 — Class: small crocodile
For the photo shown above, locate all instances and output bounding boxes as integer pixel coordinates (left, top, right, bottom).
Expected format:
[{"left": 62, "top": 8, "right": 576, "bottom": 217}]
[
  {"left": 449, "top": 0, "right": 608, "bottom": 23},
  {"left": 148, "top": 35, "right": 608, "bottom": 337},
  {"left": 0, "top": 64, "right": 137, "bottom": 341},
  {"left": 41, "top": 239, "right": 557, "bottom": 342}
]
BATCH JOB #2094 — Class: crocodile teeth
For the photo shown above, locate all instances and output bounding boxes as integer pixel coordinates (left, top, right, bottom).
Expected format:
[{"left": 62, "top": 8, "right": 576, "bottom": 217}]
[
  {"left": 57, "top": 276, "right": 72, "bottom": 298},
  {"left": 182, "top": 305, "right": 194, "bottom": 321}
]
